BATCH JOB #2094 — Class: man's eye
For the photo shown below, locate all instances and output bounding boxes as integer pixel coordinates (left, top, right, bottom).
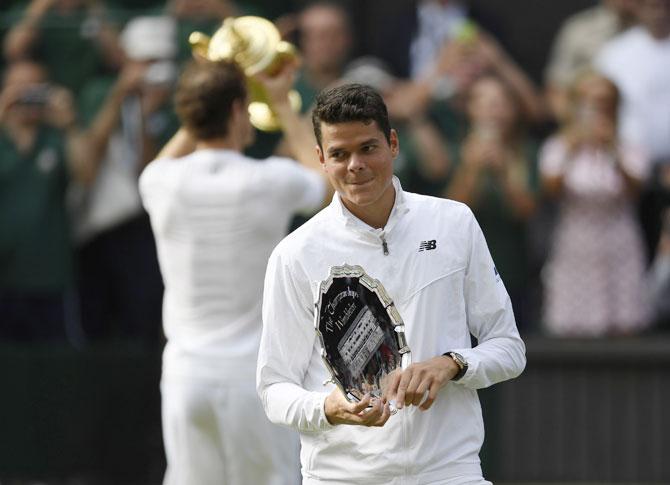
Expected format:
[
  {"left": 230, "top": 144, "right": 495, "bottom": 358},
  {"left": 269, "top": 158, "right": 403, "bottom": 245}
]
[
  {"left": 362, "top": 145, "right": 376, "bottom": 153},
  {"left": 331, "top": 152, "right": 345, "bottom": 160}
]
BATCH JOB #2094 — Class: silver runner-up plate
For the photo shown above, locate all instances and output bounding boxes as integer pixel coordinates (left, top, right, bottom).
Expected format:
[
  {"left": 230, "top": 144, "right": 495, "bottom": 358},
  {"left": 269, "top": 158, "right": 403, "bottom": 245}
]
[{"left": 315, "top": 264, "right": 411, "bottom": 407}]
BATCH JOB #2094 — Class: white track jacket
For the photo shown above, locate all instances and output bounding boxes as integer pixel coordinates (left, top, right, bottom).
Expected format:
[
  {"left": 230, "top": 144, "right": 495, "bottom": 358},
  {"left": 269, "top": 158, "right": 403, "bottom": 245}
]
[{"left": 257, "top": 178, "right": 526, "bottom": 484}]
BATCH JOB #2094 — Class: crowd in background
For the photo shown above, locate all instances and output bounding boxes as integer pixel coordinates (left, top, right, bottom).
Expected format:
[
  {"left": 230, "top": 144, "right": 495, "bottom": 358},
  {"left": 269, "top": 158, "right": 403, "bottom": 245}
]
[{"left": 1, "top": 0, "right": 670, "bottom": 346}]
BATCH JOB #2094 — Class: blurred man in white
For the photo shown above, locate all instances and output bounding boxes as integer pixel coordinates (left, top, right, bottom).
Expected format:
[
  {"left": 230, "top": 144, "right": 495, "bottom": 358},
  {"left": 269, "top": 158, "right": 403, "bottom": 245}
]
[
  {"left": 595, "top": 0, "right": 670, "bottom": 165},
  {"left": 139, "top": 59, "right": 329, "bottom": 484},
  {"left": 596, "top": 0, "right": 670, "bottom": 260}
]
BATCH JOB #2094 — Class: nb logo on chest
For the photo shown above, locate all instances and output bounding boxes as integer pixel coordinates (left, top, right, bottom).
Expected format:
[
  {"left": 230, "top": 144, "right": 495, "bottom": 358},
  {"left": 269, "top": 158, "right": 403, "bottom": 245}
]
[{"left": 418, "top": 240, "right": 437, "bottom": 252}]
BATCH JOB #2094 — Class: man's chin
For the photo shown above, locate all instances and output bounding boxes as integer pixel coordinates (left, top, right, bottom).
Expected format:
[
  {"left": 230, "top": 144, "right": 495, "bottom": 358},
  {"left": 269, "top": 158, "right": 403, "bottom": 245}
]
[{"left": 342, "top": 193, "right": 375, "bottom": 208}]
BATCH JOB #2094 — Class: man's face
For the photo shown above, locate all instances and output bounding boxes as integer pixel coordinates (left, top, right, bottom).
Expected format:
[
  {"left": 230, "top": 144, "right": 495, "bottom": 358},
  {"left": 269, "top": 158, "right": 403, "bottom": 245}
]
[
  {"left": 300, "top": 6, "right": 351, "bottom": 73},
  {"left": 2, "top": 62, "right": 49, "bottom": 125},
  {"left": 637, "top": 0, "right": 670, "bottom": 36},
  {"left": 317, "top": 120, "right": 398, "bottom": 216}
]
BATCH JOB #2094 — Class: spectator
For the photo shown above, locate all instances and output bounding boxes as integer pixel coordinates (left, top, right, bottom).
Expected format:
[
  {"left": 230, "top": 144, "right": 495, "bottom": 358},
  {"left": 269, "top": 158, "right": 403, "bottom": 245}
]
[
  {"left": 649, "top": 208, "right": 670, "bottom": 330},
  {"left": 545, "top": 0, "right": 636, "bottom": 120},
  {"left": 165, "top": 0, "right": 239, "bottom": 64},
  {"left": 596, "top": 0, "right": 670, "bottom": 257},
  {"left": 411, "top": 0, "right": 546, "bottom": 124},
  {"left": 342, "top": 56, "right": 452, "bottom": 196},
  {"left": 3, "top": 0, "right": 124, "bottom": 93},
  {"left": 446, "top": 75, "right": 538, "bottom": 332},
  {"left": 294, "top": 1, "right": 353, "bottom": 111},
  {"left": 410, "top": 0, "right": 470, "bottom": 80},
  {"left": 0, "top": 60, "right": 92, "bottom": 342},
  {"left": 539, "top": 72, "right": 650, "bottom": 337},
  {"left": 71, "top": 16, "right": 179, "bottom": 344},
  {"left": 595, "top": 0, "right": 670, "bottom": 165}
]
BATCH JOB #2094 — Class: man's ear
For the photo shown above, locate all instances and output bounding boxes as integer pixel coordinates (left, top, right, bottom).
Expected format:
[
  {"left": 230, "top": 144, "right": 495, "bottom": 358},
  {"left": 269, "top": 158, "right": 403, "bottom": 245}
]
[
  {"left": 316, "top": 144, "right": 326, "bottom": 168},
  {"left": 232, "top": 98, "right": 246, "bottom": 119},
  {"left": 389, "top": 129, "right": 400, "bottom": 158}
]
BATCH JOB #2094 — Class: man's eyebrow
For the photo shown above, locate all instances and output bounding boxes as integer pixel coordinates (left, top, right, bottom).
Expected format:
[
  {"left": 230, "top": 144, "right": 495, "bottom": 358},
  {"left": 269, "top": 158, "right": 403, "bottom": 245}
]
[
  {"left": 359, "top": 138, "right": 379, "bottom": 147},
  {"left": 326, "top": 146, "right": 345, "bottom": 155},
  {"left": 326, "top": 137, "right": 381, "bottom": 155}
]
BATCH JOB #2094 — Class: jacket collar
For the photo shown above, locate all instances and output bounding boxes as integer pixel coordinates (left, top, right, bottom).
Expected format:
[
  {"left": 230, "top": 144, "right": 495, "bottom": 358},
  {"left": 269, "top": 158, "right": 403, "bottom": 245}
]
[{"left": 329, "top": 176, "right": 409, "bottom": 234}]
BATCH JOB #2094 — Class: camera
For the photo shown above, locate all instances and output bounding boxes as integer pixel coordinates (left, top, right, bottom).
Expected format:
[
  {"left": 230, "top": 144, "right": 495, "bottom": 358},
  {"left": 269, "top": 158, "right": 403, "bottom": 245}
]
[
  {"left": 144, "top": 61, "right": 177, "bottom": 86},
  {"left": 17, "top": 84, "right": 51, "bottom": 107}
]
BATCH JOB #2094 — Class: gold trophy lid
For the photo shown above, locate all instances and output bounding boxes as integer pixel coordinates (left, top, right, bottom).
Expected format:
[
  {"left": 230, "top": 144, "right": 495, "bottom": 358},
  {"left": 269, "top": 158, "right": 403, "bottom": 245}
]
[{"left": 206, "top": 16, "right": 281, "bottom": 76}]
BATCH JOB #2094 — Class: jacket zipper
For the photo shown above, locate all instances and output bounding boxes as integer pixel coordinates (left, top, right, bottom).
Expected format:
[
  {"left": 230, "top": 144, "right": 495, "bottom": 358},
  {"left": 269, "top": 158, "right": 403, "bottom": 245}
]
[{"left": 380, "top": 233, "right": 389, "bottom": 255}]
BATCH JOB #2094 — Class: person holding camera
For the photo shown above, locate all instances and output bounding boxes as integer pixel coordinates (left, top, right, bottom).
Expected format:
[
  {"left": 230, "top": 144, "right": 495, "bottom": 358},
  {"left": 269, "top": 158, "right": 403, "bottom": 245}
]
[
  {"left": 3, "top": 0, "right": 124, "bottom": 93},
  {"left": 445, "top": 75, "right": 538, "bottom": 332},
  {"left": 0, "top": 60, "right": 92, "bottom": 341},
  {"left": 539, "top": 71, "right": 650, "bottom": 337},
  {"left": 71, "top": 16, "right": 179, "bottom": 345}
]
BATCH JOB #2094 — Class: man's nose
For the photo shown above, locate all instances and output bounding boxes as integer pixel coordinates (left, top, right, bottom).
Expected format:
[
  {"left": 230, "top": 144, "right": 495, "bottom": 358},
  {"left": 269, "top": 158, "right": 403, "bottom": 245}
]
[{"left": 347, "top": 153, "right": 365, "bottom": 171}]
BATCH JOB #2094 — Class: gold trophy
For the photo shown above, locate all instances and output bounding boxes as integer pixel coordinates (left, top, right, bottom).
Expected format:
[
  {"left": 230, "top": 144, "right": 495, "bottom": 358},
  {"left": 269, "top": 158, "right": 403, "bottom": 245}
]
[{"left": 189, "top": 16, "right": 302, "bottom": 132}]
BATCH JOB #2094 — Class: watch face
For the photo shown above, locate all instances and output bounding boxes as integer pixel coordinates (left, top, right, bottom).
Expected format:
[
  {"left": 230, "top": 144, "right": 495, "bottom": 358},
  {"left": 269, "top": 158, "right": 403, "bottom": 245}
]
[
  {"left": 447, "top": 352, "right": 468, "bottom": 381},
  {"left": 451, "top": 352, "right": 465, "bottom": 368}
]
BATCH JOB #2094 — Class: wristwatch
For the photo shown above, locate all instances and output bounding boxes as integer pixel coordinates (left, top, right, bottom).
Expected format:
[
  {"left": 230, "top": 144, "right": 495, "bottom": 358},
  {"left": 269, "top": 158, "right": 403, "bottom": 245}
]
[{"left": 443, "top": 351, "right": 468, "bottom": 381}]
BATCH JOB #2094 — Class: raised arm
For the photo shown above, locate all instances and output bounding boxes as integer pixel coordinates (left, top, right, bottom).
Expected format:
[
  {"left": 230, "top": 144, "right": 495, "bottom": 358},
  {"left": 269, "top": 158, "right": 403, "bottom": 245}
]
[
  {"left": 255, "top": 62, "right": 323, "bottom": 175},
  {"left": 3, "top": 0, "right": 53, "bottom": 61},
  {"left": 86, "top": 64, "right": 146, "bottom": 167},
  {"left": 255, "top": 61, "right": 333, "bottom": 200},
  {"left": 476, "top": 32, "right": 548, "bottom": 124},
  {"left": 43, "top": 86, "right": 95, "bottom": 186}
]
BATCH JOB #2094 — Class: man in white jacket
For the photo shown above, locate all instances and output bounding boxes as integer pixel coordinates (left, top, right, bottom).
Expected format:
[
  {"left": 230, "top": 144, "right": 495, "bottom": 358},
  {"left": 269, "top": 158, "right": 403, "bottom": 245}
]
[{"left": 257, "top": 83, "right": 526, "bottom": 485}]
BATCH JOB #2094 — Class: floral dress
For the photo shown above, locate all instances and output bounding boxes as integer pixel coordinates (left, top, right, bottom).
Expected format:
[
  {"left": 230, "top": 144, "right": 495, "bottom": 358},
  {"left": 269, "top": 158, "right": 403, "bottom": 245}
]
[{"left": 539, "top": 136, "right": 650, "bottom": 336}]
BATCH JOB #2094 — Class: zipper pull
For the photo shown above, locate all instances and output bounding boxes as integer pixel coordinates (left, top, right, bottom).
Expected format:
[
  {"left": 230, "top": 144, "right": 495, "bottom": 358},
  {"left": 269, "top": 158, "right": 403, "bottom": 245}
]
[{"left": 381, "top": 234, "right": 389, "bottom": 255}]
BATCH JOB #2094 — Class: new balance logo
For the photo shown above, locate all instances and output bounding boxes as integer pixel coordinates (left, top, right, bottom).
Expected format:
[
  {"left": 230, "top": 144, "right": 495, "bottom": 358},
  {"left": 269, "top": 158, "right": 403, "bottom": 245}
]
[{"left": 418, "top": 240, "right": 437, "bottom": 252}]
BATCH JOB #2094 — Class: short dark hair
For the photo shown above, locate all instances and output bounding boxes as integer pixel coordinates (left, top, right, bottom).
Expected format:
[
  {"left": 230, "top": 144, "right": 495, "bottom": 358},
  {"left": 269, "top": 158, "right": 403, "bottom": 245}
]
[
  {"left": 175, "top": 60, "right": 247, "bottom": 140},
  {"left": 311, "top": 83, "right": 391, "bottom": 148}
]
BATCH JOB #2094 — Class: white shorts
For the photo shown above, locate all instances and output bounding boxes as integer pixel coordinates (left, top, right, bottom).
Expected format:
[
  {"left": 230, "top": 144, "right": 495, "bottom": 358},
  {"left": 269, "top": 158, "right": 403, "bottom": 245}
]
[{"left": 161, "top": 374, "right": 300, "bottom": 485}]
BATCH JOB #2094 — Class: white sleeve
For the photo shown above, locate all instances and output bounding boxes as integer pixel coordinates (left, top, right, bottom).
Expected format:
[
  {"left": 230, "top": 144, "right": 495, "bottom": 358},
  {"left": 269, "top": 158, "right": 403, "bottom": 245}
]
[
  {"left": 452, "top": 208, "right": 526, "bottom": 389},
  {"left": 264, "top": 158, "right": 326, "bottom": 215},
  {"left": 256, "top": 247, "right": 334, "bottom": 432},
  {"left": 139, "top": 158, "right": 183, "bottom": 235},
  {"left": 618, "top": 143, "right": 650, "bottom": 181}
]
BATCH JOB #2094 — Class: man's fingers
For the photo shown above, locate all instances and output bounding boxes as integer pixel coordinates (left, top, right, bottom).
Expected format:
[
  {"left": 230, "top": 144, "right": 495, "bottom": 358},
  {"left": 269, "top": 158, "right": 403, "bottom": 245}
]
[
  {"left": 349, "top": 394, "right": 372, "bottom": 414},
  {"left": 404, "top": 371, "right": 425, "bottom": 406},
  {"left": 419, "top": 395, "right": 436, "bottom": 411},
  {"left": 419, "top": 381, "right": 441, "bottom": 411},
  {"left": 358, "top": 397, "right": 384, "bottom": 425},
  {"left": 394, "top": 370, "right": 414, "bottom": 409},
  {"left": 382, "top": 370, "right": 401, "bottom": 402},
  {"left": 372, "top": 401, "right": 392, "bottom": 427},
  {"left": 412, "top": 379, "right": 431, "bottom": 407}
]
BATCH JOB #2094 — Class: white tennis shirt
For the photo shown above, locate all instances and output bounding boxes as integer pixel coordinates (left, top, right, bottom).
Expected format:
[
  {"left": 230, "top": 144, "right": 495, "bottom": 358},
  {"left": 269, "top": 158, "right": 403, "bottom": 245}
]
[{"left": 139, "top": 149, "right": 325, "bottom": 380}]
